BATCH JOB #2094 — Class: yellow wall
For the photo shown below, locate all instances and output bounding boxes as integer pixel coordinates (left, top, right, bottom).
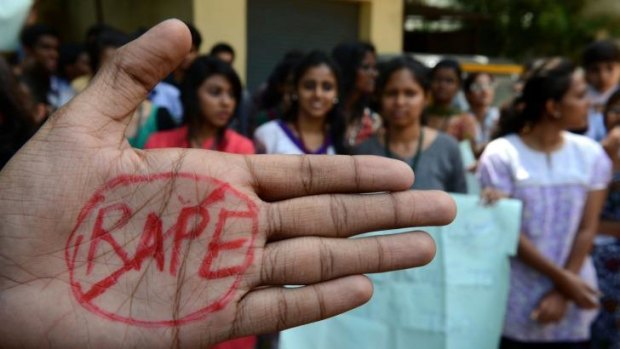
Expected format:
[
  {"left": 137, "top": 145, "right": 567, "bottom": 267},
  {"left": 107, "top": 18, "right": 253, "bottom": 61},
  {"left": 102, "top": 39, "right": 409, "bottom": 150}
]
[
  {"left": 358, "top": 0, "right": 403, "bottom": 54},
  {"left": 41, "top": 0, "right": 403, "bottom": 82},
  {"left": 192, "top": 0, "right": 405, "bottom": 81},
  {"left": 192, "top": 0, "right": 247, "bottom": 83},
  {"left": 190, "top": 0, "right": 404, "bottom": 82}
]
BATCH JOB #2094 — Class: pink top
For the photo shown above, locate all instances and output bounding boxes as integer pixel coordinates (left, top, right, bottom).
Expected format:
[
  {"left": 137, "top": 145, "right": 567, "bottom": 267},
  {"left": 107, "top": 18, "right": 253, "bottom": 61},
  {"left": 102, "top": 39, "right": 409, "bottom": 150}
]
[
  {"left": 211, "top": 337, "right": 256, "bottom": 349},
  {"left": 145, "top": 126, "right": 255, "bottom": 154}
]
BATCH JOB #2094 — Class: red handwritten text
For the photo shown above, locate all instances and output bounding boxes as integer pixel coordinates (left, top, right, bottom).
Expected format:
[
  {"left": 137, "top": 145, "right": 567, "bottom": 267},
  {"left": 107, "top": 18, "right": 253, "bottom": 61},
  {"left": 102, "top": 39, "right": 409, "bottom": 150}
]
[{"left": 65, "top": 173, "right": 258, "bottom": 327}]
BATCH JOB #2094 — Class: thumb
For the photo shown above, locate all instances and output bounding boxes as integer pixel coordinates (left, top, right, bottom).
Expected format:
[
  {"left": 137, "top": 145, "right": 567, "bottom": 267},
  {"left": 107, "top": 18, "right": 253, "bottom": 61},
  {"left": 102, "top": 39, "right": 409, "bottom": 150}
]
[{"left": 56, "top": 19, "right": 191, "bottom": 145}]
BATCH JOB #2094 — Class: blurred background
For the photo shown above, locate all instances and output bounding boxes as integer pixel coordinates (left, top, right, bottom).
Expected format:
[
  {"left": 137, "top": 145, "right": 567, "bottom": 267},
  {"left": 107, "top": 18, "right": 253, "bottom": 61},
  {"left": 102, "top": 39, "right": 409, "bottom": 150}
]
[{"left": 15, "top": 0, "right": 620, "bottom": 89}]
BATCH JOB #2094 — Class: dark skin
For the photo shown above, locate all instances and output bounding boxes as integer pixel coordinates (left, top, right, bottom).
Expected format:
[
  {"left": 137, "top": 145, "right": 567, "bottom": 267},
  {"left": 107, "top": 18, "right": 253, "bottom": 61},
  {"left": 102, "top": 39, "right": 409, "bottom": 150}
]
[
  {"left": 427, "top": 67, "right": 474, "bottom": 141},
  {"left": 0, "top": 20, "right": 456, "bottom": 347},
  {"left": 520, "top": 72, "right": 602, "bottom": 323},
  {"left": 483, "top": 71, "right": 605, "bottom": 324},
  {"left": 600, "top": 102, "right": 620, "bottom": 238},
  {"left": 23, "top": 34, "right": 60, "bottom": 74}
]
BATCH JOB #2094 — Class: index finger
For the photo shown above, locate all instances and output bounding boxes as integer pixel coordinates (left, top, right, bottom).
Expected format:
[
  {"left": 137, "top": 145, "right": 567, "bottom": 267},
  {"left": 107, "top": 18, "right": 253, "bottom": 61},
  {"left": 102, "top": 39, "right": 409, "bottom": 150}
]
[{"left": 242, "top": 155, "right": 415, "bottom": 201}]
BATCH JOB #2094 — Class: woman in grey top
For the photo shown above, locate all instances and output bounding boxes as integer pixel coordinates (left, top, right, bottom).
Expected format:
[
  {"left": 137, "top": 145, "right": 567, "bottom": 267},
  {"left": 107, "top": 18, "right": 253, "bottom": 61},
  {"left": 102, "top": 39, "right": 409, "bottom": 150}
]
[{"left": 354, "top": 56, "right": 467, "bottom": 193}]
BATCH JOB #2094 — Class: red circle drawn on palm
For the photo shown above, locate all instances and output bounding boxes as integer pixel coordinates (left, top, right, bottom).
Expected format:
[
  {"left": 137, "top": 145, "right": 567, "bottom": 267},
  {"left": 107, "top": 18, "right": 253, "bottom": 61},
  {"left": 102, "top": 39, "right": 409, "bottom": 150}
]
[{"left": 65, "top": 172, "right": 258, "bottom": 327}]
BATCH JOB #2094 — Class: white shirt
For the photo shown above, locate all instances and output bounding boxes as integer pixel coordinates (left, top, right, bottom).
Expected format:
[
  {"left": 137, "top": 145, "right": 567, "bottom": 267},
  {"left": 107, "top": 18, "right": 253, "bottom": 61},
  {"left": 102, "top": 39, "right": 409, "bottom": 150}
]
[{"left": 254, "top": 120, "right": 335, "bottom": 155}]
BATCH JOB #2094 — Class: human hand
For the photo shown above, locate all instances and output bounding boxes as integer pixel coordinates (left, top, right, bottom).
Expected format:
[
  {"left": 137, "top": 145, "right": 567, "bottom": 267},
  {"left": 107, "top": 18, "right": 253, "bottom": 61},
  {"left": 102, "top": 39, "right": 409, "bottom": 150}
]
[
  {"left": 555, "top": 269, "right": 600, "bottom": 309},
  {"left": 480, "top": 187, "right": 507, "bottom": 206},
  {"left": 0, "top": 20, "right": 456, "bottom": 348},
  {"left": 607, "top": 126, "right": 620, "bottom": 145},
  {"left": 531, "top": 290, "right": 568, "bottom": 324},
  {"left": 466, "top": 161, "right": 478, "bottom": 173}
]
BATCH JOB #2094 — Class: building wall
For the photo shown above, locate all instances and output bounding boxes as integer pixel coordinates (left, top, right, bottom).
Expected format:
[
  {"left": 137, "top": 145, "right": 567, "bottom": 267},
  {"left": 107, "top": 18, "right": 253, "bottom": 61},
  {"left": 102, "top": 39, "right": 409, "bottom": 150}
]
[
  {"left": 39, "top": 0, "right": 404, "bottom": 86},
  {"left": 359, "top": 0, "right": 404, "bottom": 54},
  {"left": 583, "top": 0, "right": 620, "bottom": 17},
  {"left": 41, "top": 0, "right": 192, "bottom": 43},
  {"left": 192, "top": 0, "right": 247, "bottom": 84},
  {"left": 194, "top": 0, "right": 404, "bottom": 87},
  {"left": 246, "top": 0, "right": 360, "bottom": 91}
]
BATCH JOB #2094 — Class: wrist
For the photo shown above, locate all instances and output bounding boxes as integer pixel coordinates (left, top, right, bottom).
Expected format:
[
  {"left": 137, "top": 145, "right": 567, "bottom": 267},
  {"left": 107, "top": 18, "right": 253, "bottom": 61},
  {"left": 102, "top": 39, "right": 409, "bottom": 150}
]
[
  {"left": 552, "top": 269, "right": 582, "bottom": 299},
  {"left": 549, "top": 267, "right": 570, "bottom": 289}
]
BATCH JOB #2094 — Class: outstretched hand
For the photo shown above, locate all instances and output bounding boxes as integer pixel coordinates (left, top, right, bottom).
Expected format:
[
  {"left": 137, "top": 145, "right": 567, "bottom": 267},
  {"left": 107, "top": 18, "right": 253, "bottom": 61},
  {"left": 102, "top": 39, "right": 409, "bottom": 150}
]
[{"left": 0, "top": 20, "right": 456, "bottom": 348}]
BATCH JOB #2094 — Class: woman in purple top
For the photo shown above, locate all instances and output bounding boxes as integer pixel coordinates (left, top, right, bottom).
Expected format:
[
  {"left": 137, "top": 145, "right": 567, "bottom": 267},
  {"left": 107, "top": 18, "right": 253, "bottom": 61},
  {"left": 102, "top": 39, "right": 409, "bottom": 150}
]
[{"left": 478, "top": 58, "right": 612, "bottom": 348}]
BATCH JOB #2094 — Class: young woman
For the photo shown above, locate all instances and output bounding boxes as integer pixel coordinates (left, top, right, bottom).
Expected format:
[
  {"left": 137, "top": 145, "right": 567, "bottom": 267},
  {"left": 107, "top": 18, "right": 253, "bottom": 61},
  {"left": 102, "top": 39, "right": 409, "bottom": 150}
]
[
  {"left": 353, "top": 56, "right": 466, "bottom": 192},
  {"left": 590, "top": 90, "right": 620, "bottom": 349},
  {"left": 426, "top": 59, "right": 476, "bottom": 142},
  {"left": 254, "top": 50, "right": 345, "bottom": 155},
  {"left": 464, "top": 72, "right": 500, "bottom": 155},
  {"left": 145, "top": 55, "right": 254, "bottom": 155},
  {"left": 478, "top": 58, "right": 611, "bottom": 349},
  {"left": 331, "top": 41, "right": 381, "bottom": 148}
]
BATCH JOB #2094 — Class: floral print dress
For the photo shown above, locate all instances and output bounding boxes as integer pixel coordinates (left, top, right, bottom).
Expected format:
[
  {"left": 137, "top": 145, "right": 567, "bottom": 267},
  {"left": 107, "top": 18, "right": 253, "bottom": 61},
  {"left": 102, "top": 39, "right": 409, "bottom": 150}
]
[
  {"left": 478, "top": 132, "right": 612, "bottom": 342},
  {"left": 591, "top": 170, "right": 620, "bottom": 349}
]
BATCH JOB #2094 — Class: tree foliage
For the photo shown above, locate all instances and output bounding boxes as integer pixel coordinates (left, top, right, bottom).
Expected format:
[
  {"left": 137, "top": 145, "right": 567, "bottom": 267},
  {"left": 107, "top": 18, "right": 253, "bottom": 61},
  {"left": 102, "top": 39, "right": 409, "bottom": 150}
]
[{"left": 455, "top": 0, "right": 620, "bottom": 60}]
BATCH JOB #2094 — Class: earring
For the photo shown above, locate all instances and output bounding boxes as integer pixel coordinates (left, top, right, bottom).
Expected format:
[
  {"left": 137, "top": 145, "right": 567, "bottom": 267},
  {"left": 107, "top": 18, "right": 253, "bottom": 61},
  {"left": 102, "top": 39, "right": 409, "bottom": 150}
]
[{"left": 333, "top": 97, "right": 339, "bottom": 104}]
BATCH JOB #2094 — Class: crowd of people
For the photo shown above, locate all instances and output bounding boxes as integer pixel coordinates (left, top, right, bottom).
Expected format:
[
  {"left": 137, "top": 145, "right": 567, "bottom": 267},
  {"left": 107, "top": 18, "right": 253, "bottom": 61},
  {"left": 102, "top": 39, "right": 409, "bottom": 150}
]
[{"left": 1, "top": 19, "right": 619, "bottom": 349}]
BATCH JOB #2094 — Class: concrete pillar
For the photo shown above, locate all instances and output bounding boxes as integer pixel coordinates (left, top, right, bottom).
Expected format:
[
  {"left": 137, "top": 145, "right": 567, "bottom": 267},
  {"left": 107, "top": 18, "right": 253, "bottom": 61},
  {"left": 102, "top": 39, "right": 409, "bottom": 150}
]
[{"left": 358, "top": 0, "right": 404, "bottom": 54}]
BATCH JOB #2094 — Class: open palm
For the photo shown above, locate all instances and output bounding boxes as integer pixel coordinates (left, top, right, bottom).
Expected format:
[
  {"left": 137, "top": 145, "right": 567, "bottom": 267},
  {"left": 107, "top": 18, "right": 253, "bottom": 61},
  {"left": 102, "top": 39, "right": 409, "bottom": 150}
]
[{"left": 0, "top": 20, "right": 455, "bottom": 348}]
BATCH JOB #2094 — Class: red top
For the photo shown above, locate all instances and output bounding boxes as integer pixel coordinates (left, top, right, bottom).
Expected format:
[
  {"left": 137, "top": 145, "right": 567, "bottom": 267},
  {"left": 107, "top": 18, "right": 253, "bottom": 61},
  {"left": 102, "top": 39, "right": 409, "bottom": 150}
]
[
  {"left": 145, "top": 126, "right": 255, "bottom": 154},
  {"left": 211, "top": 337, "right": 257, "bottom": 349}
]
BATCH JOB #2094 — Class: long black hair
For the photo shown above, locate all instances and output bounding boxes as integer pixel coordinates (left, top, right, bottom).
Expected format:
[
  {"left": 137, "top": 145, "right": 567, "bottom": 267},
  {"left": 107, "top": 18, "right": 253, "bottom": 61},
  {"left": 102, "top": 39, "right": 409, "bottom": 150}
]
[
  {"left": 0, "top": 57, "right": 35, "bottom": 169},
  {"left": 284, "top": 50, "right": 346, "bottom": 154},
  {"left": 376, "top": 56, "right": 430, "bottom": 98},
  {"left": 259, "top": 50, "right": 304, "bottom": 111},
  {"left": 86, "top": 26, "right": 128, "bottom": 73},
  {"left": 495, "top": 57, "right": 576, "bottom": 138},
  {"left": 181, "top": 55, "right": 242, "bottom": 145},
  {"left": 430, "top": 58, "right": 463, "bottom": 85},
  {"left": 331, "top": 41, "right": 376, "bottom": 120}
]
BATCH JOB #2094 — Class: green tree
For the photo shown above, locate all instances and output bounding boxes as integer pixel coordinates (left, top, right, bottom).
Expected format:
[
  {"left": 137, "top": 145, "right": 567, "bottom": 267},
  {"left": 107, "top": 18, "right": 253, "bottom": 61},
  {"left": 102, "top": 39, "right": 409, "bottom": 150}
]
[{"left": 456, "top": 0, "right": 620, "bottom": 60}]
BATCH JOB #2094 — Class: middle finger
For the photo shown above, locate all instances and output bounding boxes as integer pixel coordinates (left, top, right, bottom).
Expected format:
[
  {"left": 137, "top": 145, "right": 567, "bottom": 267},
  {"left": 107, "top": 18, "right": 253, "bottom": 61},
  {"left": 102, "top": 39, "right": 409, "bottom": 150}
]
[{"left": 265, "top": 190, "right": 456, "bottom": 240}]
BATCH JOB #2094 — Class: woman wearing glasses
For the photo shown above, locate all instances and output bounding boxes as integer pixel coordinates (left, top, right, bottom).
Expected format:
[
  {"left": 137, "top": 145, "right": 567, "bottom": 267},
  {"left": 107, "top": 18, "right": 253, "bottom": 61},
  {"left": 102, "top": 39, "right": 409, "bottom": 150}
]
[{"left": 464, "top": 72, "right": 500, "bottom": 155}]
